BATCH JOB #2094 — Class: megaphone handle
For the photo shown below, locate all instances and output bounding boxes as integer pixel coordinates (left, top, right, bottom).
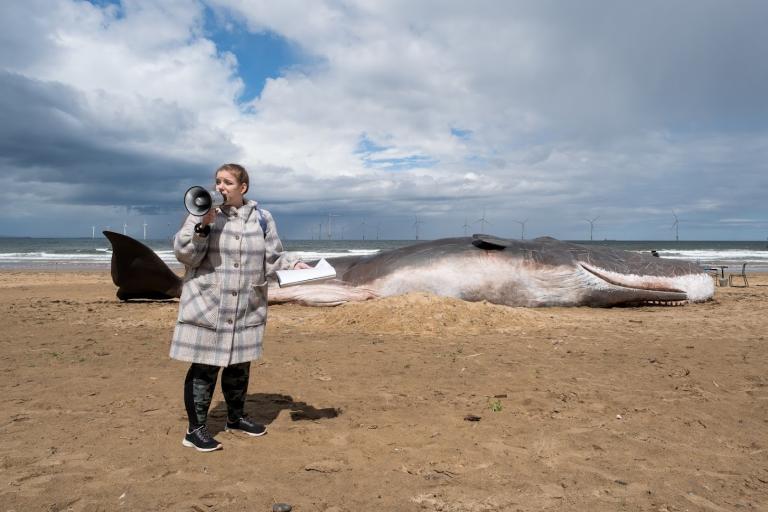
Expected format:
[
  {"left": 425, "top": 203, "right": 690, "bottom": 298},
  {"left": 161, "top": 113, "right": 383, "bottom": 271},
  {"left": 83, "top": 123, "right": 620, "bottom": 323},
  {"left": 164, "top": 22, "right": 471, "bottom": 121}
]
[{"left": 201, "top": 209, "right": 216, "bottom": 226}]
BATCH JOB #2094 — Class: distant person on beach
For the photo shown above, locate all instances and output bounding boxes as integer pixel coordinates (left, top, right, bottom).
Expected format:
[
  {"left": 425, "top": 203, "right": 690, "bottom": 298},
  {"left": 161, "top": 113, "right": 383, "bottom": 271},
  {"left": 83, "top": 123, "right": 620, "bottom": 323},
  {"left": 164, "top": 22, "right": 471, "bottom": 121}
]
[{"left": 170, "top": 163, "right": 310, "bottom": 452}]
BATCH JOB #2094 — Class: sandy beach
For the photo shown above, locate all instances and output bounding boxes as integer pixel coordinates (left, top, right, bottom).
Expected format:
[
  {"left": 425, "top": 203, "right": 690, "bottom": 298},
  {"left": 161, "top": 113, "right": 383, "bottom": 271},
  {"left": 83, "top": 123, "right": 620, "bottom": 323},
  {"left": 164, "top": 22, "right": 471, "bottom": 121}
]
[{"left": 1, "top": 270, "right": 766, "bottom": 511}]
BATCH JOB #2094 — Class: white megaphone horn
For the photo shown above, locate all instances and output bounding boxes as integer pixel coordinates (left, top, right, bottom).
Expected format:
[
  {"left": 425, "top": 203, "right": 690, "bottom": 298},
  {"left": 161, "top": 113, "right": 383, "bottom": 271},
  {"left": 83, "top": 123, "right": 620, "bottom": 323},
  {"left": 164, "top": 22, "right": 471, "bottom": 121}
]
[{"left": 183, "top": 186, "right": 225, "bottom": 216}]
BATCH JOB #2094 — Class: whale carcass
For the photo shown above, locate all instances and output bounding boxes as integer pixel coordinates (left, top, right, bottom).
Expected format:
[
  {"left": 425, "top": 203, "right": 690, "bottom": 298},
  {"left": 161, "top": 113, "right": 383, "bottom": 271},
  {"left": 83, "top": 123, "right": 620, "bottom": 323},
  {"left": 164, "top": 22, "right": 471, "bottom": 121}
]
[{"left": 104, "top": 231, "right": 714, "bottom": 307}]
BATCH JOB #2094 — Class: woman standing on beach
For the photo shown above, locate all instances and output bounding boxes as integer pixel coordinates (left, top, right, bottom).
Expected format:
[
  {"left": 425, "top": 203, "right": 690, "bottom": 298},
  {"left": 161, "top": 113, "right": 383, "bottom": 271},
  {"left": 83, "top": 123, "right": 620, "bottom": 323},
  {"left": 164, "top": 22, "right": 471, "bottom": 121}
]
[{"left": 170, "top": 163, "right": 309, "bottom": 452}]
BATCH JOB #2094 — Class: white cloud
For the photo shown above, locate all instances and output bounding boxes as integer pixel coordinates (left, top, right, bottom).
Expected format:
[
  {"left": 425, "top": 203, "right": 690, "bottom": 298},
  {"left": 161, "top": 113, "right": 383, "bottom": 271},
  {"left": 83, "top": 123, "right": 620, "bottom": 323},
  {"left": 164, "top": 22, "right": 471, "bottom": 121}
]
[{"left": 1, "top": 0, "right": 767, "bottom": 238}]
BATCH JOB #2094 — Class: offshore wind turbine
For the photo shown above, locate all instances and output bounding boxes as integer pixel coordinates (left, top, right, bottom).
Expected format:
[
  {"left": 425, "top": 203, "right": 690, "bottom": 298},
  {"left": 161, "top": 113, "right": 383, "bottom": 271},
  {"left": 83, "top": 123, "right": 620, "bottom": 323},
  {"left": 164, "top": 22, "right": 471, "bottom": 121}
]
[
  {"left": 143, "top": 221, "right": 147, "bottom": 240},
  {"left": 359, "top": 218, "right": 367, "bottom": 240},
  {"left": 513, "top": 218, "right": 529, "bottom": 240},
  {"left": 672, "top": 211, "right": 680, "bottom": 241},
  {"left": 462, "top": 217, "right": 471, "bottom": 235},
  {"left": 413, "top": 216, "right": 423, "bottom": 240},
  {"left": 475, "top": 209, "right": 491, "bottom": 233},
  {"left": 327, "top": 213, "right": 340, "bottom": 240},
  {"left": 584, "top": 216, "right": 599, "bottom": 241}
]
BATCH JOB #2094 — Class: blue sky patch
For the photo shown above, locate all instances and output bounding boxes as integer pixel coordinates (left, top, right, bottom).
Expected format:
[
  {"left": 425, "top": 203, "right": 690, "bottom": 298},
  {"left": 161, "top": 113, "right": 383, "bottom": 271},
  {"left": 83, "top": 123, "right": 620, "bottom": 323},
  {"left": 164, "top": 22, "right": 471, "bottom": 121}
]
[
  {"left": 85, "top": 0, "right": 125, "bottom": 19},
  {"left": 451, "top": 127, "right": 472, "bottom": 140},
  {"left": 85, "top": 0, "right": 121, "bottom": 7},
  {"left": 204, "top": 8, "right": 303, "bottom": 102},
  {"left": 364, "top": 154, "right": 439, "bottom": 171},
  {"left": 356, "top": 134, "right": 437, "bottom": 170},
  {"left": 355, "top": 134, "right": 389, "bottom": 154}
]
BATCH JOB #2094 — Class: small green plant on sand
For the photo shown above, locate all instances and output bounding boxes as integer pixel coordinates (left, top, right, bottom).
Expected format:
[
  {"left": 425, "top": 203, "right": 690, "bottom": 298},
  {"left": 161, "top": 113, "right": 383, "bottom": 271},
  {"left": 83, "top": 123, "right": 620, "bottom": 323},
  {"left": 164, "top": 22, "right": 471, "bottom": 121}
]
[{"left": 489, "top": 399, "right": 503, "bottom": 412}]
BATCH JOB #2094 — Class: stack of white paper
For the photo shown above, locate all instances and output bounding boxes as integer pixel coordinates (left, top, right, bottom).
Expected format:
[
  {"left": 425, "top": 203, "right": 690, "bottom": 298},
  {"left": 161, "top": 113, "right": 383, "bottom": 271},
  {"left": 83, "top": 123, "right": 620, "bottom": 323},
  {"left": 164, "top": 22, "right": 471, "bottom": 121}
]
[{"left": 276, "top": 258, "right": 337, "bottom": 287}]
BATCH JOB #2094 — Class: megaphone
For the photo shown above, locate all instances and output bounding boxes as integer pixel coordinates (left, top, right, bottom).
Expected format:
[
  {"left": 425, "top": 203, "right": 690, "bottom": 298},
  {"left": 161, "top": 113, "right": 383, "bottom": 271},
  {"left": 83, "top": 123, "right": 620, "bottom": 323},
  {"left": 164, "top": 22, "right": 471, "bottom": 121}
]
[{"left": 183, "top": 186, "right": 225, "bottom": 216}]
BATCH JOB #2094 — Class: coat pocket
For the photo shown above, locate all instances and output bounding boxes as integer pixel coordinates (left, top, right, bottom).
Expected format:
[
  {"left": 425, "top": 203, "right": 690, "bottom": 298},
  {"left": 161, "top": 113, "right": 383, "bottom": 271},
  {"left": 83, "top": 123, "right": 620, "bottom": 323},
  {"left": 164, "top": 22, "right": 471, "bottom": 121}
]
[
  {"left": 244, "top": 281, "right": 268, "bottom": 326},
  {"left": 178, "top": 276, "right": 220, "bottom": 330}
]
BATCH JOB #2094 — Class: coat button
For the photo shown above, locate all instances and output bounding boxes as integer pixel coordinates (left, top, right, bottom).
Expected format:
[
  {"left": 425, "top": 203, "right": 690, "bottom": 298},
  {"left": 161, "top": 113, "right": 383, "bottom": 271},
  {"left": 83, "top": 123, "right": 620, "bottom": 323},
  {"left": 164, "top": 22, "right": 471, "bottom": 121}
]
[
  {"left": 227, "top": 319, "right": 233, "bottom": 324},
  {"left": 235, "top": 235, "right": 240, "bottom": 240},
  {"left": 232, "top": 291, "right": 237, "bottom": 296},
  {"left": 234, "top": 263, "right": 239, "bottom": 268}
]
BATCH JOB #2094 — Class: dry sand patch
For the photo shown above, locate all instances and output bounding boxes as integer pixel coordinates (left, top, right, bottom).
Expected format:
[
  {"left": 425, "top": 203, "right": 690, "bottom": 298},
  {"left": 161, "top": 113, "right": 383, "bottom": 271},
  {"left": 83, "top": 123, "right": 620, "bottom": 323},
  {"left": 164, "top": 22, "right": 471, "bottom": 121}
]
[{"left": 0, "top": 272, "right": 766, "bottom": 511}]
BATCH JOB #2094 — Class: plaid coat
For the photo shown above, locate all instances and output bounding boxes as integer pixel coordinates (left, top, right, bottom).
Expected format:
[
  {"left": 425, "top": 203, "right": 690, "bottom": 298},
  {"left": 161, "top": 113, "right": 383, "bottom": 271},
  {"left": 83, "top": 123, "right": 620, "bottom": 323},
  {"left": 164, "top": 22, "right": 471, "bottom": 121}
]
[{"left": 169, "top": 200, "right": 297, "bottom": 366}]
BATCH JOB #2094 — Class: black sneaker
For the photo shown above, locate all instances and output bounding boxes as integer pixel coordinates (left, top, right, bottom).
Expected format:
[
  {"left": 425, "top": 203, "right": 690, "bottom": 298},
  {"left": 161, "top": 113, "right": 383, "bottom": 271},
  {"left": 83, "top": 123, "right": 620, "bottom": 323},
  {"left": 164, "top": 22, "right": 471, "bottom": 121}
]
[
  {"left": 225, "top": 416, "right": 267, "bottom": 437},
  {"left": 182, "top": 425, "right": 223, "bottom": 452}
]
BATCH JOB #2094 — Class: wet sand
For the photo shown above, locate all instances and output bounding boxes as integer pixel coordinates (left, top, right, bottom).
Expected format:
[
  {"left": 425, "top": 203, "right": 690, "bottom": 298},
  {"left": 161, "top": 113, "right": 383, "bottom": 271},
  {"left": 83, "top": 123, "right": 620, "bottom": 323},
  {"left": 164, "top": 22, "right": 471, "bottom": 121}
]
[{"left": 1, "top": 270, "right": 766, "bottom": 511}]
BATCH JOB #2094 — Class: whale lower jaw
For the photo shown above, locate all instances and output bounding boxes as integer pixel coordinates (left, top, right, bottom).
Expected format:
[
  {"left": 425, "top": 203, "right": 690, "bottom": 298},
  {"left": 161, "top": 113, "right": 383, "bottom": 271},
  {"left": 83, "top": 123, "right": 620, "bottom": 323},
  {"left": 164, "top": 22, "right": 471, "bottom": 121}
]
[
  {"left": 580, "top": 263, "right": 715, "bottom": 306},
  {"left": 269, "top": 282, "right": 379, "bottom": 306}
]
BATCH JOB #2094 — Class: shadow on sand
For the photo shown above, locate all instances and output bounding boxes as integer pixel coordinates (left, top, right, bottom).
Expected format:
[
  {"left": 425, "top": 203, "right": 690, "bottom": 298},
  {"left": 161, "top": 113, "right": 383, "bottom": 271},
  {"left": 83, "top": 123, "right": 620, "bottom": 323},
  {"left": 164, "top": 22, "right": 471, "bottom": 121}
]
[{"left": 208, "top": 393, "right": 340, "bottom": 431}]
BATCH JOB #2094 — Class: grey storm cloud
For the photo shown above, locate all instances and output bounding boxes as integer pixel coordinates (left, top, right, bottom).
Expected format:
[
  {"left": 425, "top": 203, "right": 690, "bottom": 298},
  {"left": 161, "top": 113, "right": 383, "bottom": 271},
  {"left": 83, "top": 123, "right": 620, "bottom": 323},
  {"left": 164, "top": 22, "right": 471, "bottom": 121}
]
[{"left": 0, "top": 71, "right": 237, "bottom": 212}]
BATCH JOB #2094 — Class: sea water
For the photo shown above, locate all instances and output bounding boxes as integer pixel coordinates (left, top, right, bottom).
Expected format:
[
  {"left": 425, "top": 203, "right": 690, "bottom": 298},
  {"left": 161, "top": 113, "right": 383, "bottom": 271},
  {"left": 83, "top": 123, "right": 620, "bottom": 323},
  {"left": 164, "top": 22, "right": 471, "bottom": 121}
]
[{"left": 1, "top": 237, "right": 767, "bottom": 273}]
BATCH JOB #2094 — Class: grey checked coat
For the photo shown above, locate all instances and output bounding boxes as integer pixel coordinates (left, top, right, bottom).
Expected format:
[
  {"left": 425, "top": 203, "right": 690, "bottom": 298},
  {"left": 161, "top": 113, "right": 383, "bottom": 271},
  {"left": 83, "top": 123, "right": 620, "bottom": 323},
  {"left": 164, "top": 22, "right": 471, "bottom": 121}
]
[{"left": 169, "top": 200, "right": 297, "bottom": 367}]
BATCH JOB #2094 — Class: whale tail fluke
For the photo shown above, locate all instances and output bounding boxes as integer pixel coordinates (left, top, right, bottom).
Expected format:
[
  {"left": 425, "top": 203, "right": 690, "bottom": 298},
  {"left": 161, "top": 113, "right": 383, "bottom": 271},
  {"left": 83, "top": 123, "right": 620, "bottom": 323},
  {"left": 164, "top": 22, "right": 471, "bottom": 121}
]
[{"left": 103, "top": 231, "right": 182, "bottom": 301}]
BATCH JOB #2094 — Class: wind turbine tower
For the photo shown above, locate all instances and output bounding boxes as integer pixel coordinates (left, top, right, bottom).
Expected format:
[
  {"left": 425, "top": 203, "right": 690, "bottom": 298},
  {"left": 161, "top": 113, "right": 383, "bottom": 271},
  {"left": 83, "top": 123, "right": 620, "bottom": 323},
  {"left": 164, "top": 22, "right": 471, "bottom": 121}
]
[
  {"left": 672, "top": 211, "right": 680, "bottom": 242},
  {"left": 327, "top": 213, "right": 340, "bottom": 240},
  {"left": 143, "top": 221, "right": 148, "bottom": 240},
  {"left": 462, "top": 217, "right": 471, "bottom": 235},
  {"left": 475, "top": 209, "right": 491, "bottom": 233},
  {"left": 584, "top": 216, "right": 600, "bottom": 241},
  {"left": 514, "top": 218, "right": 529, "bottom": 240},
  {"left": 413, "top": 216, "right": 423, "bottom": 240}
]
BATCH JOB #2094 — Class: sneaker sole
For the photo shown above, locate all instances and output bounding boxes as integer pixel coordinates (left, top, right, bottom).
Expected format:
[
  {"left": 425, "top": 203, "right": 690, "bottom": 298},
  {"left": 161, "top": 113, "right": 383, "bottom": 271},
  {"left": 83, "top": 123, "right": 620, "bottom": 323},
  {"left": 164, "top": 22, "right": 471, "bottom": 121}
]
[
  {"left": 225, "top": 426, "right": 267, "bottom": 437},
  {"left": 182, "top": 438, "right": 223, "bottom": 452}
]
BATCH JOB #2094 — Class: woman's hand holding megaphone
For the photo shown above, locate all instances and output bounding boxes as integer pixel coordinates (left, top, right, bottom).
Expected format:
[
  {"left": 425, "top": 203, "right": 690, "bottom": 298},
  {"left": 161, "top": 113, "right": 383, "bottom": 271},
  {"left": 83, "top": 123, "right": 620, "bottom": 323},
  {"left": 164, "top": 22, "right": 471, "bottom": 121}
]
[{"left": 201, "top": 208, "right": 216, "bottom": 226}]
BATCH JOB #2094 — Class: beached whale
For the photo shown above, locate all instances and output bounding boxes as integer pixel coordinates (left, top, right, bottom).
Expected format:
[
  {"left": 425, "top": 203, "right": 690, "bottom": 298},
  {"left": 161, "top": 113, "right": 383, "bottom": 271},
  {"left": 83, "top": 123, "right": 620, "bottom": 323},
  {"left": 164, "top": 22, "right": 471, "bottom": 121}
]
[{"left": 104, "top": 231, "right": 714, "bottom": 307}]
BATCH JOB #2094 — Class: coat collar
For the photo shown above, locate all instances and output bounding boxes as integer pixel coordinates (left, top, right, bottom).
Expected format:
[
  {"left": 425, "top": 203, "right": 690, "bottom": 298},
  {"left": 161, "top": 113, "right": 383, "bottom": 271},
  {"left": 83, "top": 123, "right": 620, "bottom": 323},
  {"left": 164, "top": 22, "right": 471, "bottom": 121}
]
[{"left": 219, "top": 200, "right": 258, "bottom": 220}]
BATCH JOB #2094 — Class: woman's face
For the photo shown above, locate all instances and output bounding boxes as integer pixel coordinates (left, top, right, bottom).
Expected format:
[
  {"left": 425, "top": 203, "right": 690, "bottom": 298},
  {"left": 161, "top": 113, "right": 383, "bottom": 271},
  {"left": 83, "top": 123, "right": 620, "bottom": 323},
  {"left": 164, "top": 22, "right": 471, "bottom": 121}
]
[{"left": 215, "top": 170, "right": 247, "bottom": 206}]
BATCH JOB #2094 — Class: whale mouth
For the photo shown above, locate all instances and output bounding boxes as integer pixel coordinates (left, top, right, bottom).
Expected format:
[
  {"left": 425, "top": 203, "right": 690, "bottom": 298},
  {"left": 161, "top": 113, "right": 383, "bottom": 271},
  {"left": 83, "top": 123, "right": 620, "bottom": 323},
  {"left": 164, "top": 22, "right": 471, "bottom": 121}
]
[{"left": 580, "top": 264, "right": 689, "bottom": 306}]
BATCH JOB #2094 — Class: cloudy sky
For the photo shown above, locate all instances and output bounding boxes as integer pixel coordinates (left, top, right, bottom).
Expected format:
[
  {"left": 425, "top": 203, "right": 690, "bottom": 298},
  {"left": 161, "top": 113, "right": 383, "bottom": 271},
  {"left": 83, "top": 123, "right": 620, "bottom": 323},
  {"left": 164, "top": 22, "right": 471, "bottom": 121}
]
[{"left": 1, "top": 0, "right": 767, "bottom": 240}]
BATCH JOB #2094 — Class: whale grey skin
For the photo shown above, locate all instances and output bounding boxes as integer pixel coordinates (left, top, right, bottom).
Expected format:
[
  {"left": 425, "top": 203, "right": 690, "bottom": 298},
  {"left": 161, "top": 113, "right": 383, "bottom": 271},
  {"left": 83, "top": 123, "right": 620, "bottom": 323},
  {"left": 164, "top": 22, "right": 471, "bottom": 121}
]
[
  {"left": 271, "top": 235, "right": 715, "bottom": 307},
  {"left": 103, "top": 231, "right": 182, "bottom": 301},
  {"left": 105, "top": 232, "right": 714, "bottom": 307}
]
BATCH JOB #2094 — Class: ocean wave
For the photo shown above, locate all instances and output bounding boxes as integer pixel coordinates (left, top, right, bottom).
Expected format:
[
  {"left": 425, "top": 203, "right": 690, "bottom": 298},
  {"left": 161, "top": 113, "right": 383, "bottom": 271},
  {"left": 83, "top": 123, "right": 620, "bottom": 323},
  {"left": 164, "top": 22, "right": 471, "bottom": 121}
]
[
  {"left": 655, "top": 249, "right": 768, "bottom": 260},
  {"left": 0, "top": 252, "right": 110, "bottom": 261},
  {"left": 0, "top": 251, "right": 180, "bottom": 266},
  {"left": 290, "top": 249, "right": 380, "bottom": 260},
  {"left": 2, "top": 243, "right": 768, "bottom": 272}
]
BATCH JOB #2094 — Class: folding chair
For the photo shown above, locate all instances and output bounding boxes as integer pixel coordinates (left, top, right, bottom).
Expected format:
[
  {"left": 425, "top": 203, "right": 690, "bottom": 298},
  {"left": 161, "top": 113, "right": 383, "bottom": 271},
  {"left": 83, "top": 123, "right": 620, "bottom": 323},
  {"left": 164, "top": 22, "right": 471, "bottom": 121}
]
[{"left": 728, "top": 263, "right": 749, "bottom": 287}]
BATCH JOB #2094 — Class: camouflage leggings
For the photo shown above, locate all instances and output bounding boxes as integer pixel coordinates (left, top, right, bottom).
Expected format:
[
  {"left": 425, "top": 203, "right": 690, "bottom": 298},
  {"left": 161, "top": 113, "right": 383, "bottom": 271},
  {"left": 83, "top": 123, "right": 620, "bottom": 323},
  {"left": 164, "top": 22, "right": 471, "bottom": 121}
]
[{"left": 183, "top": 362, "right": 250, "bottom": 428}]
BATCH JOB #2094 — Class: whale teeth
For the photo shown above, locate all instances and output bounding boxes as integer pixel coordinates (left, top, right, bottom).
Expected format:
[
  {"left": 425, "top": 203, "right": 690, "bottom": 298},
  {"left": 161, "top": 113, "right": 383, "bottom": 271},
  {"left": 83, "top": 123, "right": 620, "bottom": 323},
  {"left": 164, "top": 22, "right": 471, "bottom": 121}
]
[{"left": 641, "top": 299, "right": 688, "bottom": 307}]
